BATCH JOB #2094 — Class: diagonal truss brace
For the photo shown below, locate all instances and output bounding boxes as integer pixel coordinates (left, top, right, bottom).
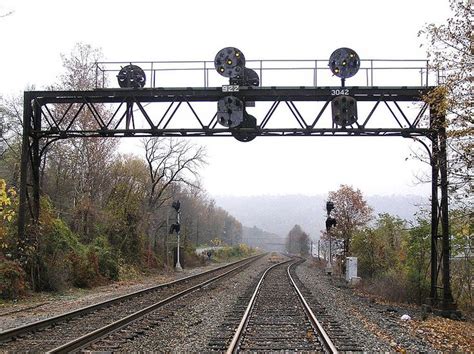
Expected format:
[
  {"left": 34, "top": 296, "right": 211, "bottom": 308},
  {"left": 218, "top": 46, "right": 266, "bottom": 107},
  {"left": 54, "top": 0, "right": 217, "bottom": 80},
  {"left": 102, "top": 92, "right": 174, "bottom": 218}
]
[{"left": 27, "top": 86, "right": 434, "bottom": 139}]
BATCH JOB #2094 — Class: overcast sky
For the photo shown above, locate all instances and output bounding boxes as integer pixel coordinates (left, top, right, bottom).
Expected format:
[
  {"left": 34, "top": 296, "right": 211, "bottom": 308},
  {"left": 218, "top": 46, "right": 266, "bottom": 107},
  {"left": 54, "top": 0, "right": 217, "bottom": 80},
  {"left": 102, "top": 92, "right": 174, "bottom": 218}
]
[{"left": 0, "top": 0, "right": 451, "bottom": 197}]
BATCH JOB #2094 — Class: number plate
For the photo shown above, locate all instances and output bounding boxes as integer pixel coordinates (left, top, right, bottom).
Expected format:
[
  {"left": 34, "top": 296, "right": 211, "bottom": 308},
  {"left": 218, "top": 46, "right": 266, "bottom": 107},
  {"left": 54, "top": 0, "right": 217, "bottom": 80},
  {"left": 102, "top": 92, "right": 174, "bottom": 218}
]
[
  {"left": 222, "top": 85, "right": 240, "bottom": 92},
  {"left": 330, "top": 89, "right": 350, "bottom": 96}
]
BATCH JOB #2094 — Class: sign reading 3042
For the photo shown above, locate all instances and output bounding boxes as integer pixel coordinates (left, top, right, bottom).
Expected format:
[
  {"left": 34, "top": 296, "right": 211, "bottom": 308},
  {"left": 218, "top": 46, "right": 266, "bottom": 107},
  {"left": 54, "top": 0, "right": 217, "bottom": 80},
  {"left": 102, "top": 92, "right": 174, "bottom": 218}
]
[
  {"left": 330, "top": 89, "right": 350, "bottom": 96},
  {"left": 222, "top": 85, "right": 240, "bottom": 92}
]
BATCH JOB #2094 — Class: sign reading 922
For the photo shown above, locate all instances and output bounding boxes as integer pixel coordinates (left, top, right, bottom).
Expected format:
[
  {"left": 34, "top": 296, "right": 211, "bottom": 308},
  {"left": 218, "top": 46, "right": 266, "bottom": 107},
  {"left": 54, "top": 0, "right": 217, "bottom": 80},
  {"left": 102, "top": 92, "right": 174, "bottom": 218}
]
[
  {"left": 222, "top": 85, "right": 240, "bottom": 92},
  {"left": 330, "top": 89, "right": 350, "bottom": 96}
]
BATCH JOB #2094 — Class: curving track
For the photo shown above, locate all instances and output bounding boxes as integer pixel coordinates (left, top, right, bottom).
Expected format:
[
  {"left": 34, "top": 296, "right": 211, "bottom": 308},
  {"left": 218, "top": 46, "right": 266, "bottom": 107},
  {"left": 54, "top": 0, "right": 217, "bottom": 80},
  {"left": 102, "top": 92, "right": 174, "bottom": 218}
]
[
  {"left": 225, "top": 258, "right": 337, "bottom": 352},
  {"left": 0, "top": 255, "right": 262, "bottom": 352}
]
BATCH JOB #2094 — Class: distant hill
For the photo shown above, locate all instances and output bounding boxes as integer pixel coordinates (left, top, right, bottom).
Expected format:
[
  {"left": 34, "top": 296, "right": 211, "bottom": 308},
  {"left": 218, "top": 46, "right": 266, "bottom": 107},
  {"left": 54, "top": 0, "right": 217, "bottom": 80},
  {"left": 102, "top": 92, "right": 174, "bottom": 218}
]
[
  {"left": 214, "top": 194, "right": 426, "bottom": 240},
  {"left": 242, "top": 226, "right": 285, "bottom": 252}
]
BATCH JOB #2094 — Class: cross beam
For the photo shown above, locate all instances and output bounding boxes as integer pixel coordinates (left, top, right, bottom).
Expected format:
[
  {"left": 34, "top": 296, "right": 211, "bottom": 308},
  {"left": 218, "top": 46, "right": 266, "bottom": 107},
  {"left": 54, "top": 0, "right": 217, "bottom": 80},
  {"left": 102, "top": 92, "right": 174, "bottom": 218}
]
[{"left": 26, "top": 86, "right": 432, "bottom": 139}]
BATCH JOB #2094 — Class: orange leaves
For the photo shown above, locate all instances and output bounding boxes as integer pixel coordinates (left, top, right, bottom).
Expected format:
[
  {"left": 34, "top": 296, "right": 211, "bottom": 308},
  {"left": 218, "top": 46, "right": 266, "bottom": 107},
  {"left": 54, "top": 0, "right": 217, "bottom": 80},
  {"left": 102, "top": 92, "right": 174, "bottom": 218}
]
[{"left": 407, "top": 317, "right": 474, "bottom": 352}]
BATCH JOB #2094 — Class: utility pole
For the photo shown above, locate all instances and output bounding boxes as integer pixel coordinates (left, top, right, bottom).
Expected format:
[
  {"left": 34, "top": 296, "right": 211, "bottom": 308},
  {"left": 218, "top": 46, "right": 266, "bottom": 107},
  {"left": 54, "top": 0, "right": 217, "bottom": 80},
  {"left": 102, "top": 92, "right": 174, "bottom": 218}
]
[
  {"left": 318, "top": 240, "right": 321, "bottom": 260},
  {"left": 196, "top": 219, "right": 199, "bottom": 247}
]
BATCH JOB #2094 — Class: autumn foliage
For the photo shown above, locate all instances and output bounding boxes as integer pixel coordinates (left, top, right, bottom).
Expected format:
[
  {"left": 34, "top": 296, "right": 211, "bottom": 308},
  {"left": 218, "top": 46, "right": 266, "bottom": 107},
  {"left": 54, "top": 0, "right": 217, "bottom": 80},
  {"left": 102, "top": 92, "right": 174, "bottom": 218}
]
[
  {"left": 323, "top": 184, "right": 472, "bottom": 313},
  {"left": 0, "top": 179, "right": 26, "bottom": 298},
  {"left": 0, "top": 44, "right": 245, "bottom": 298},
  {"left": 327, "top": 184, "right": 372, "bottom": 256}
]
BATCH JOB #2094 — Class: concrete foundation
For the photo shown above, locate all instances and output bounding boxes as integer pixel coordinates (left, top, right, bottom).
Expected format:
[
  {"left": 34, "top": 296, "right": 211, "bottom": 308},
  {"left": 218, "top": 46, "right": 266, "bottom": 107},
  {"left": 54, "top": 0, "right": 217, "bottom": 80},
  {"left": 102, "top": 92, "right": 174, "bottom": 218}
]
[{"left": 349, "top": 276, "right": 361, "bottom": 286}]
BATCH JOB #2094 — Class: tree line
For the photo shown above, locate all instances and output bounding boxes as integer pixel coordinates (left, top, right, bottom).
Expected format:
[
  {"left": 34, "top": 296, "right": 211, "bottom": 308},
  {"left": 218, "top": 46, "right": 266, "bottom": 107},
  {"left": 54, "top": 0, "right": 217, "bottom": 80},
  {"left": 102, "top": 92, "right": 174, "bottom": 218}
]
[
  {"left": 0, "top": 43, "right": 243, "bottom": 296},
  {"left": 319, "top": 184, "right": 472, "bottom": 312}
]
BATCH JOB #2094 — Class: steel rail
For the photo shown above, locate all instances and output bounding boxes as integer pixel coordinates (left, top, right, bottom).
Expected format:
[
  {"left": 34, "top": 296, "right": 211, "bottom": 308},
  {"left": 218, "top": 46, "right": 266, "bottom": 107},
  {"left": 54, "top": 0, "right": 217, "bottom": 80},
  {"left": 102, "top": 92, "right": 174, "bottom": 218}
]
[
  {"left": 287, "top": 261, "right": 338, "bottom": 353},
  {"left": 225, "top": 259, "right": 293, "bottom": 354},
  {"left": 46, "top": 255, "right": 262, "bottom": 353},
  {"left": 226, "top": 258, "right": 338, "bottom": 354},
  {"left": 0, "top": 254, "right": 262, "bottom": 343}
]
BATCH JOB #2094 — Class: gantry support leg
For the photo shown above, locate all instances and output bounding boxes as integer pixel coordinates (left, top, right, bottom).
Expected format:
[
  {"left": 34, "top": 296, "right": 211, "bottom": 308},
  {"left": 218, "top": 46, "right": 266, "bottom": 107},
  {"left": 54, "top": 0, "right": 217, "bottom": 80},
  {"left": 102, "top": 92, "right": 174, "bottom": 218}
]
[
  {"left": 17, "top": 93, "right": 32, "bottom": 245},
  {"left": 32, "top": 101, "right": 41, "bottom": 223},
  {"left": 429, "top": 129, "right": 439, "bottom": 305},
  {"left": 17, "top": 95, "right": 41, "bottom": 258},
  {"left": 438, "top": 115, "right": 458, "bottom": 316}
]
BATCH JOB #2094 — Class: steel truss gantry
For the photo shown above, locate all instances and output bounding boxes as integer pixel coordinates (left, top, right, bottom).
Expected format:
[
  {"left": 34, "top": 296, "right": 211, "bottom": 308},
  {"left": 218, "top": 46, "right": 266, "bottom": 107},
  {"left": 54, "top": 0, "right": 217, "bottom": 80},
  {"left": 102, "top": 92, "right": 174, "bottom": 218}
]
[{"left": 19, "top": 85, "right": 458, "bottom": 315}]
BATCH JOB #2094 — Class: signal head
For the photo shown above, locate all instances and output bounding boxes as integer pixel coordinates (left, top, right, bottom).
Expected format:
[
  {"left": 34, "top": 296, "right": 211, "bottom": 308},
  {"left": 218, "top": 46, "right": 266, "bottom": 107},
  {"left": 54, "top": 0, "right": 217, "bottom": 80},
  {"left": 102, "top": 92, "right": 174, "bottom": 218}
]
[
  {"left": 331, "top": 95, "right": 358, "bottom": 127},
  {"left": 217, "top": 96, "right": 244, "bottom": 128},
  {"left": 172, "top": 200, "right": 181, "bottom": 212},
  {"left": 117, "top": 64, "right": 146, "bottom": 88},
  {"left": 214, "top": 47, "right": 246, "bottom": 78},
  {"left": 328, "top": 48, "right": 360, "bottom": 79},
  {"left": 231, "top": 112, "right": 257, "bottom": 142},
  {"left": 230, "top": 68, "right": 260, "bottom": 87}
]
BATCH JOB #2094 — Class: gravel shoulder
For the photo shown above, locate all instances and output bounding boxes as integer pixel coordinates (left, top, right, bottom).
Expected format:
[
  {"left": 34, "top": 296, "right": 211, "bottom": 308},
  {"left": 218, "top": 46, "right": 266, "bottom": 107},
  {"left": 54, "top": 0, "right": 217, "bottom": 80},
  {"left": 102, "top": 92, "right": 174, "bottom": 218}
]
[
  {"left": 0, "top": 259, "right": 237, "bottom": 332},
  {"left": 296, "top": 258, "right": 474, "bottom": 352}
]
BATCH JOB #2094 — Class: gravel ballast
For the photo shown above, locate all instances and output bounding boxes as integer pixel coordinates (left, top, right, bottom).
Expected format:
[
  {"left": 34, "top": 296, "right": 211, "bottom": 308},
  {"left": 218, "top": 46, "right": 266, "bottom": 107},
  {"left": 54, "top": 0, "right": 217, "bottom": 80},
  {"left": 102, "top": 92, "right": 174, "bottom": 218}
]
[
  {"left": 296, "top": 259, "right": 437, "bottom": 351},
  {"left": 3, "top": 255, "right": 469, "bottom": 351},
  {"left": 116, "top": 255, "right": 276, "bottom": 351}
]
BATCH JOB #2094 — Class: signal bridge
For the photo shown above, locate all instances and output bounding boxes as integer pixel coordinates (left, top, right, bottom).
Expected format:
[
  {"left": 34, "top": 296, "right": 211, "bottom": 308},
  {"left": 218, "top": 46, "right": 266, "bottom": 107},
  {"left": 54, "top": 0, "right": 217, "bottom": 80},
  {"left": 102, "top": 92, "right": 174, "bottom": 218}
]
[{"left": 18, "top": 47, "right": 458, "bottom": 316}]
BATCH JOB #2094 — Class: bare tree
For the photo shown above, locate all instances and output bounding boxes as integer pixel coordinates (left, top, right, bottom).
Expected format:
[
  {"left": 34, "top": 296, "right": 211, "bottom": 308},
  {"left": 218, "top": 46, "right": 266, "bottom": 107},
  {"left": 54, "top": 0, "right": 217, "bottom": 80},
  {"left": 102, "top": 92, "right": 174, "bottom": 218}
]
[
  {"left": 0, "top": 9, "right": 14, "bottom": 18},
  {"left": 41, "top": 43, "right": 118, "bottom": 241},
  {"left": 0, "top": 95, "right": 23, "bottom": 184},
  {"left": 142, "top": 137, "right": 206, "bottom": 261},
  {"left": 143, "top": 138, "right": 207, "bottom": 210}
]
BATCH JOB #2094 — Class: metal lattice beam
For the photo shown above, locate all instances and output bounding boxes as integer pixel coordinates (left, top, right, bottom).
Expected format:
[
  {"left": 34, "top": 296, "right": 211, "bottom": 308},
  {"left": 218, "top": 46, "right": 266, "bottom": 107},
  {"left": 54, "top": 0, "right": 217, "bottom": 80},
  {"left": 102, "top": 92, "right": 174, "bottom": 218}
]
[{"left": 26, "top": 86, "right": 434, "bottom": 139}]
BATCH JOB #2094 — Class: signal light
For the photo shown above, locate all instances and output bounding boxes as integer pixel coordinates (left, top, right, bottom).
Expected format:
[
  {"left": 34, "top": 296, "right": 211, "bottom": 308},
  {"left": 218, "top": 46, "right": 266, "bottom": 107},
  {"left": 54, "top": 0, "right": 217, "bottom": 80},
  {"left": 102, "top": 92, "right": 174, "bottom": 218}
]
[
  {"left": 217, "top": 96, "right": 244, "bottom": 128},
  {"left": 331, "top": 95, "right": 358, "bottom": 127},
  {"left": 231, "top": 112, "right": 257, "bottom": 142},
  {"left": 172, "top": 200, "right": 181, "bottom": 212},
  {"left": 328, "top": 48, "right": 360, "bottom": 79},
  {"left": 230, "top": 68, "right": 260, "bottom": 87},
  {"left": 214, "top": 47, "right": 246, "bottom": 78},
  {"left": 326, "top": 201, "right": 335, "bottom": 214},
  {"left": 214, "top": 47, "right": 258, "bottom": 142},
  {"left": 326, "top": 217, "right": 337, "bottom": 232},
  {"left": 117, "top": 64, "right": 146, "bottom": 88},
  {"left": 169, "top": 223, "right": 180, "bottom": 235}
]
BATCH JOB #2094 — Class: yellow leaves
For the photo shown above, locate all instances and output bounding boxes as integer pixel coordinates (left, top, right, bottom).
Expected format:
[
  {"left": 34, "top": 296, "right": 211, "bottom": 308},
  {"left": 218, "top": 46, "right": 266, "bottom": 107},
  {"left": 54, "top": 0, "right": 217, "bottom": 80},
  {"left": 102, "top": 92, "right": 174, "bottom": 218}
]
[
  {"left": 210, "top": 238, "right": 222, "bottom": 246},
  {"left": 0, "top": 178, "right": 17, "bottom": 225},
  {"left": 423, "top": 86, "right": 449, "bottom": 119},
  {"left": 8, "top": 187, "right": 16, "bottom": 198}
]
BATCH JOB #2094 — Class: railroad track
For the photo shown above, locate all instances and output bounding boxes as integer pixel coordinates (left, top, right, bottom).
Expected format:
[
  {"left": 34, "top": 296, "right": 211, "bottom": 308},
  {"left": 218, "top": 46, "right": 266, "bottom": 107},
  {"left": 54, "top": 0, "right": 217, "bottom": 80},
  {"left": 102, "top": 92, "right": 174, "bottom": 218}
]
[
  {"left": 210, "top": 257, "right": 360, "bottom": 353},
  {"left": 290, "top": 264, "right": 362, "bottom": 351},
  {"left": 0, "top": 254, "right": 263, "bottom": 353},
  {"left": 227, "top": 258, "right": 335, "bottom": 352}
]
